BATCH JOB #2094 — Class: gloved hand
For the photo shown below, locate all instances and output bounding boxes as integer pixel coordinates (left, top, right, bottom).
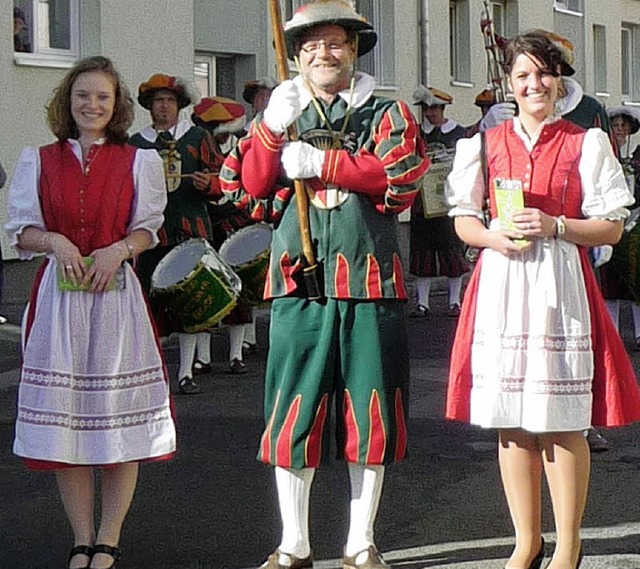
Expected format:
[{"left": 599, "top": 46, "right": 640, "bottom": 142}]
[
  {"left": 591, "top": 245, "right": 613, "bottom": 268},
  {"left": 281, "top": 141, "right": 326, "bottom": 179},
  {"left": 262, "top": 80, "right": 302, "bottom": 135},
  {"left": 479, "top": 102, "right": 517, "bottom": 132}
]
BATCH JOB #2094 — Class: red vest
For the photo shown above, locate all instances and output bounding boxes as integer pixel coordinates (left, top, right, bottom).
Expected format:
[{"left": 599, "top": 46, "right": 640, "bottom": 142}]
[
  {"left": 485, "top": 119, "right": 586, "bottom": 219},
  {"left": 39, "top": 141, "right": 136, "bottom": 255}
]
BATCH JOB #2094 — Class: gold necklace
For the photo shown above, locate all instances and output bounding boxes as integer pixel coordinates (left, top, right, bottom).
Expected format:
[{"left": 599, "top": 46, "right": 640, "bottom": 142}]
[{"left": 83, "top": 142, "right": 104, "bottom": 175}]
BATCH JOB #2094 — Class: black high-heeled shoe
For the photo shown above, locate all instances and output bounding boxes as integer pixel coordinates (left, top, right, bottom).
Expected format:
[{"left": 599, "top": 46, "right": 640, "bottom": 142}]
[
  {"left": 91, "top": 544, "right": 121, "bottom": 569},
  {"left": 575, "top": 548, "right": 584, "bottom": 568},
  {"left": 68, "top": 545, "right": 94, "bottom": 569},
  {"left": 528, "top": 538, "right": 545, "bottom": 569}
]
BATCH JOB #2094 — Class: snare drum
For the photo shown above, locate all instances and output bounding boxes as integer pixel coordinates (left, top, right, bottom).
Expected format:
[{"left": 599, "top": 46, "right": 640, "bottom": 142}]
[
  {"left": 219, "top": 224, "right": 272, "bottom": 304},
  {"left": 151, "top": 238, "right": 242, "bottom": 333}
]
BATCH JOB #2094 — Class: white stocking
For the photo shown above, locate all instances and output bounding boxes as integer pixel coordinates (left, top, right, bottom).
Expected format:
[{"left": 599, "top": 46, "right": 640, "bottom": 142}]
[
  {"left": 415, "top": 277, "right": 431, "bottom": 308},
  {"left": 632, "top": 303, "right": 640, "bottom": 339},
  {"left": 195, "top": 332, "right": 211, "bottom": 364},
  {"left": 229, "top": 325, "right": 245, "bottom": 362},
  {"left": 177, "top": 333, "right": 197, "bottom": 379},
  {"left": 448, "top": 276, "right": 463, "bottom": 306},
  {"left": 275, "top": 466, "right": 315, "bottom": 560},
  {"left": 244, "top": 310, "right": 257, "bottom": 345},
  {"left": 605, "top": 299, "right": 620, "bottom": 330},
  {"left": 345, "top": 464, "right": 385, "bottom": 557}
]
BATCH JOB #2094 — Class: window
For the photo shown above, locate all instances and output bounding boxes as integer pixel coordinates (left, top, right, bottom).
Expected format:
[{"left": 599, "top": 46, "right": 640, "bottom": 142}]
[
  {"left": 491, "top": 1, "right": 506, "bottom": 37},
  {"left": 593, "top": 25, "right": 607, "bottom": 94},
  {"left": 284, "top": 0, "right": 304, "bottom": 20},
  {"left": 194, "top": 53, "right": 239, "bottom": 100},
  {"left": 13, "top": 0, "right": 80, "bottom": 67},
  {"left": 356, "top": 0, "right": 395, "bottom": 87},
  {"left": 554, "top": 0, "right": 582, "bottom": 14},
  {"left": 621, "top": 24, "right": 640, "bottom": 101},
  {"left": 450, "top": 0, "right": 471, "bottom": 83}
]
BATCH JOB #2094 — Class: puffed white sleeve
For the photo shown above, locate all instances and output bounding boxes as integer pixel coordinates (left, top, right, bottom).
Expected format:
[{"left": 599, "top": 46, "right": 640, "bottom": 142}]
[
  {"left": 130, "top": 148, "right": 167, "bottom": 247},
  {"left": 580, "top": 128, "right": 634, "bottom": 219},
  {"left": 4, "top": 147, "right": 46, "bottom": 260},
  {"left": 445, "top": 133, "right": 486, "bottom": 219}
]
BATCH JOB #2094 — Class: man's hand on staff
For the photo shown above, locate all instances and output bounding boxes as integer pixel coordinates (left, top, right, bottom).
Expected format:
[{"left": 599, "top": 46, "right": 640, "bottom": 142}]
[{"left": 263, "top": 80, "right": 303, "bottom": 135}]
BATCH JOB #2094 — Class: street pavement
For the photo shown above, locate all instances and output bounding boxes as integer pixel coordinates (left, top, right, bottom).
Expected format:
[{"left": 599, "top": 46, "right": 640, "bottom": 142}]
[{"left": 0, "top": 258, "right": 640, "bottom": 568}]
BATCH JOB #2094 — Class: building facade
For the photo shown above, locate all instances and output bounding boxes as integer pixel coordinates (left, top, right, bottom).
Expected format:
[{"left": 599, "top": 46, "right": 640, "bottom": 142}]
[{"left": 2, "top": 0, "right": 639, "bottom": 258}]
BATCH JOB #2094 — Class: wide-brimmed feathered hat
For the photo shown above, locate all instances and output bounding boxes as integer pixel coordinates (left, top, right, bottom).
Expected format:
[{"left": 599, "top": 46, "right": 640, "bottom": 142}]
[
  {"left": 242, "top": 77, "right": 279, "bottom": 105},
  {"left": 137, "top": 73, "right": 192, "bottom": 110},
  {"left": 536, "top": 30, "right": 576, "bottom": 76},
  {"left": 607, "top": 106, "right": 640, "bottom": 135},
  {"left": 283, "top": 0, "right": 377, "bottom": 60},
  {"left": 412, "top": 86, "right": 453, "bottom": 107},
  {"left": 474, "top": 88, "right": 497, "bottom": 107},
  {"left": 191, "top": 96, "right": 247, "bottom": 135}
]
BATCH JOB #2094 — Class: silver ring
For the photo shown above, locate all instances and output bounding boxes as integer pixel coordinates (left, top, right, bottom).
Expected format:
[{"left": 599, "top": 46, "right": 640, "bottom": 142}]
[
  {"left": 527, "top": 222, "right": 532, "bottom": 230},
  {"left": 65, "top": 264, "right": 72, "bottom": 270}
]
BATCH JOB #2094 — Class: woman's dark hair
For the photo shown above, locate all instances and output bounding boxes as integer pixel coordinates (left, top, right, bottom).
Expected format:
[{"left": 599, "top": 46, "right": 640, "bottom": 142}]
[
  {"left": 503, "top": 31, "right": 563, "bottom": 78},
  {"left": 47, "top": 56, "right": 134, "bottom": 144}
]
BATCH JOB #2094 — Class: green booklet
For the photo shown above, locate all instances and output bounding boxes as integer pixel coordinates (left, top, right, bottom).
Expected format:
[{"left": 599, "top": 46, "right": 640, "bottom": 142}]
[
  {"left": 57, "top": 257, "right": 125, "bottom": 292},
  {"left": 494, "top": 178, "right": 527, "bottom": 247}
]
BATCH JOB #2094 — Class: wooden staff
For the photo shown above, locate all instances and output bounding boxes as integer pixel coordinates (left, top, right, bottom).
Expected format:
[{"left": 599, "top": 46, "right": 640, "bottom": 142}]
[{"left": 268, "top": 0, "right": 322, "bottom": 299}]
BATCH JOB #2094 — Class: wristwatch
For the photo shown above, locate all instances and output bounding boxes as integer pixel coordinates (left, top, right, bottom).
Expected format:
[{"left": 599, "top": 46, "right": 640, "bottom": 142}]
[{"left": 555, "top": 215, "right": 566, "bottom": 237}]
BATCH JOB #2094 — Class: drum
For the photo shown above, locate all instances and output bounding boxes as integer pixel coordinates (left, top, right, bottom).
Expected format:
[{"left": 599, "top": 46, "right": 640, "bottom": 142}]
[
  {"left": 219, "top": 224, "right": 273, "bottom": 304},
  {"left": 421, "top": 145, "right": 456, "bottom": 218},
  {"left": 151, "top": 238, "right": 242, "bottom": 333}
]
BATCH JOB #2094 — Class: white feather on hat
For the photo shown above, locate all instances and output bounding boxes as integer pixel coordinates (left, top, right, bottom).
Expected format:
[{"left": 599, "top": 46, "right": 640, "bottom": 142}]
[{"left": 412, "top": 86, "right": 452, "bottom": 106}]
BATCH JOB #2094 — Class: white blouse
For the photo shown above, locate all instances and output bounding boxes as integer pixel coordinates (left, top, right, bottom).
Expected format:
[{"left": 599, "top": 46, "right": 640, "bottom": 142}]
[
  {"left": 446, "top": 119, "right": 633, "bottom": 221},
  {"left": 4, "top": 139, "right": 166, "bottom": 260}
]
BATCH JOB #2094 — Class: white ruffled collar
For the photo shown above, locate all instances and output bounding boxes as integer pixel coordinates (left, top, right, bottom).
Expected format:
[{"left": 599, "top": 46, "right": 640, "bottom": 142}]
[
  {"left": 421, "top": 118, "right": 460, "bottom": 135},
  {"left": 137, "top": 119, "right": 194, "bottom": 143},
  {"left": 293, "top": 71, "right": 376, "bottom": 111},
  {"left": 558, "top": 77, "right": 583, "bottom": 116}
]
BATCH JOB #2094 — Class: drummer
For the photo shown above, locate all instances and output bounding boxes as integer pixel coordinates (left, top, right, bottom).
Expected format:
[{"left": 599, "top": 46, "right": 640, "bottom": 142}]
[
  {"left": 130, "top": 73, "right": 221, "bottom": 395},
  {"left": 409, "top": 86, "right": 470, "bottom": 317},
  {"left": 191, "top": 96, "right": 258, "bottom": 374}
]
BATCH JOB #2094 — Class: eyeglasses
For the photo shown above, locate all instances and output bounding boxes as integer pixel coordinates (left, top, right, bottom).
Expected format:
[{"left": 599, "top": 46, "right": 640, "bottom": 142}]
[{"left": 299, "top": 39, "right": 351, "bottom": 55}]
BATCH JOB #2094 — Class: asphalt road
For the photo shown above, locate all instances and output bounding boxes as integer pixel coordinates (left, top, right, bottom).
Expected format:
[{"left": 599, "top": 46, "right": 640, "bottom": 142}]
[{"left": 0, "top": 259, "right": 639, "bottom": 568}]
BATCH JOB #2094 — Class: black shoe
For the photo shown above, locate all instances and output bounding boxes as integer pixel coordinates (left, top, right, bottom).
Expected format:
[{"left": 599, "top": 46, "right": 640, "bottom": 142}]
[
  {"left": 92, "top": 544, "right": 122, "bottom": 569},
  {"left": 192, "top": 359, "right": 212, "bottom": 376},
  {"left": 178, "top": 376, "right": 201, "bottom": 395},
  {"left": 242, "top": 341, "right": 257, "bottom": 355},
  {"left": 68, "top": 545, "right": 94, "bottom": 569},
  {"left": 409, "top": 304, "right": 429, "bottom": 318},
  {"left": 586, "top": 428, "right": 610, "bottom": 452},
  {"left": 229, "top": 358, "right": 247, "bottom": 374},
  {"left": 528, "top": 538, "right": 545, "bottom": 569}
]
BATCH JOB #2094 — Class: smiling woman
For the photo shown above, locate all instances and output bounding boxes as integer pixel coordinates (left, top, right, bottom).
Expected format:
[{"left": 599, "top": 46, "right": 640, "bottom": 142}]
[{"left": 5, "top": 56, "right": 175, "bottom": 569}]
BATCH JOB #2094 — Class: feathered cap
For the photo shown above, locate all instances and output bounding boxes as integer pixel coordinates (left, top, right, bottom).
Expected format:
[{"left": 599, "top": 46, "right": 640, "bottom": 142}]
[
  {"left": 475, "top": 88, "right": 496, "bottom": 107},
  {"left": 191, "top": 96, "right": 247, "bottom": 135},
  {"left": 607, "top": 106, "right": 640, "bottom": 135},
  {"left": 412, "top": 86, "right": 453, "bottom": 107},
  {"left": 537, "top": 30, "right": 576, "bottom": 76},
  {"left": 137, "top": 73, "right": 193, "bottom": 110},
  {"left": 242, "top": 77, "right": 279, "bottom": 105},
  {"left": 283, "top": 0, "right": 377, "bottom": 60}
]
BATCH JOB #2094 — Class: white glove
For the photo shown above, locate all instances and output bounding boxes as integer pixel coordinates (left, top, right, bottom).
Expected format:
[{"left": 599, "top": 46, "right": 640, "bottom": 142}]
[
  {"left": 592, "top": 245, "right": 613, "bottom": 268},
  {"left": 262, "top": 80, "right": 302, "bottom": 135},
  {"left": 479, "top": 102, "right": 517, "bottom": 132},
  {"left": 281, "top": 141, "right": 326, "bottom": 179}
]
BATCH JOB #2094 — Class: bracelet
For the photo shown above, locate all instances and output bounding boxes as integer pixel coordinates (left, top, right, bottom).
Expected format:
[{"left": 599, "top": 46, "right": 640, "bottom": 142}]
[{"left": 122, "top": 238, "right": 135, "bottom": 259}]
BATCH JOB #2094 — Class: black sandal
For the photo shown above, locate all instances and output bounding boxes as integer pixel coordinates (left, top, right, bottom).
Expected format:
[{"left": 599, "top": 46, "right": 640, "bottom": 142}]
[
  {"left": 68, "top": 545, "right": 94, "bottom": 569},
  {"left": 91, "top": 544, "right": 122, "bottom": 569}
]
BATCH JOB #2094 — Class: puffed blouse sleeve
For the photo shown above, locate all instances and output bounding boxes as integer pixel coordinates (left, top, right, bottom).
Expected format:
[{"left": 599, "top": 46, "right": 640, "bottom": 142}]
[
  {"left": 445, "top": 133, "right": 486, "bottom": 220},
  {"left": 580, "top": 128, "right": 634, "bottom": 219},
  {"left": 4, "top": 147, "right": 46, "bottom": 260},
  {"left": 130, "top": 148, "right": 167, "bottom": 247}
]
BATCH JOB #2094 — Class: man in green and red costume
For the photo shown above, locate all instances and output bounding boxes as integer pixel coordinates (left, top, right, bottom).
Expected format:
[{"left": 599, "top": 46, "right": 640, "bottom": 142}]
[
  {"left": 220, "top": 1, "right": 428, "bottom": 567},
  {"left": 130, "top": 73, "right": 221, "bottom": 395}
]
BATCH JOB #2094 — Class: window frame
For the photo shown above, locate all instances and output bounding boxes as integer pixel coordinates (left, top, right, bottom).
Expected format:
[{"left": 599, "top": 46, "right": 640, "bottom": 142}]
[
  {"left": 449, "top": 0, "right": 471, "bottom": 84},
  {"left": 13, "top": 0, "right": 81, "bottom": 68},
  {"left": 593, "top": 24, "right": 608, "bottom": 95},
  {"left": 553, "top": 0, "right": 583, "bottom": 16}
]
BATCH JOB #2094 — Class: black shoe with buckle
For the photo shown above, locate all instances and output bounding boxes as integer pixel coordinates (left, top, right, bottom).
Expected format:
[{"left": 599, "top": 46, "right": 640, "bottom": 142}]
[
  {"left": 192, "top": 359, "right": 212, "bottom": 376},
  {"left": 68, "top": 545, "right": 94, "bottom": 569},
  {"left": 178, "top": 376, "right": 201, "bottom": 395},
  {"left": 91, "top": 544, "right": 122, "bottom": 569},
  {"left": 229, "top": 358, "right": 247, "bottom": 375}
]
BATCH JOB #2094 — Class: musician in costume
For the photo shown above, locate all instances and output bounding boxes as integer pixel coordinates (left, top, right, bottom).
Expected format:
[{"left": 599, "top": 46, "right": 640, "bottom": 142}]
[
  {"left": 220, "top": 1, "right": 428, "bottom": 567},
  {"left": 409, "top": 86, "right": 470, "bottom": 317},
  {"left": 191, "top": 96, "right": 256, "bottom": 374},
  {"left": 600, "top": 106, "right": 640, "bottom": 346},
  {"left": 243, "top": 76, "right": 279, "bottom": 119},
  {"left": 130, "top": 73, "right": 220, "bottom": 395},
  {"left": 446, "top": 31, "right": 640, "bottom": 568},
  {"left": 5, "top": 56, "right": 176, "bottom": 569}
]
